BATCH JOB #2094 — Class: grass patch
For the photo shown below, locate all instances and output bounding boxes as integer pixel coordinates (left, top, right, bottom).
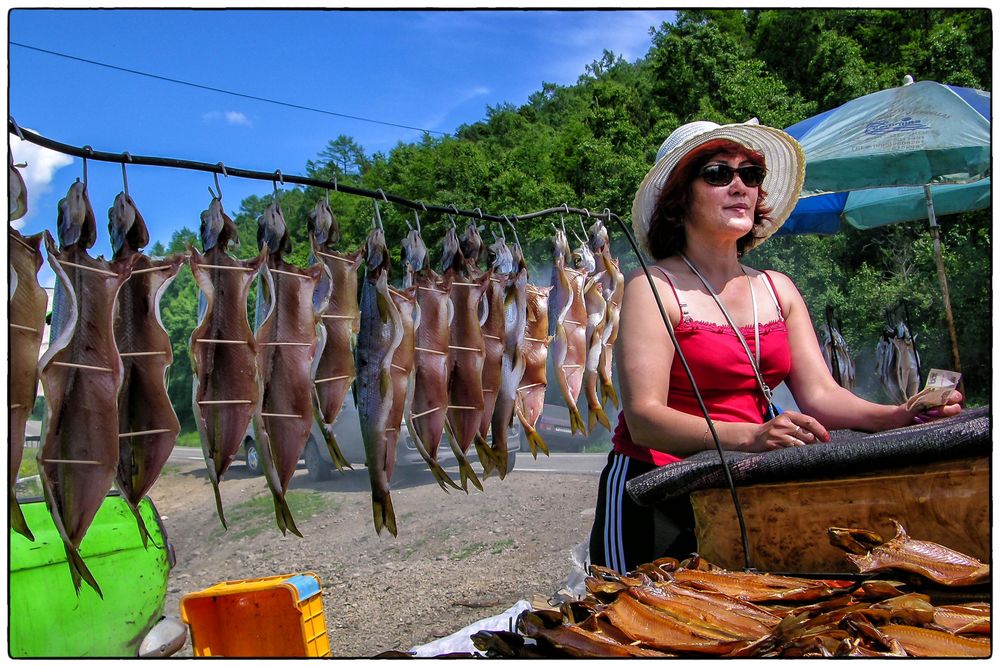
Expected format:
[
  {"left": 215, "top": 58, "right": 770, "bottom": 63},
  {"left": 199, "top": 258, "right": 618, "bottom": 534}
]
[
  {"left": 583, "top": 438, "right": 611, "bottom": 453},
  {"left": 212, "top": 489, "right": 340, "bottom": 541},
  {"left": 160, "top": 463, "right": 184, "bottom": 477},
  {"left": 176, "top": 431, "right": 202, "bottom": 448},
  {"left": 451, "top": 542, "right": 487, "bottom": 561},
  {"left": 490, "top": 539, "right": 515, "bottom": 555}
]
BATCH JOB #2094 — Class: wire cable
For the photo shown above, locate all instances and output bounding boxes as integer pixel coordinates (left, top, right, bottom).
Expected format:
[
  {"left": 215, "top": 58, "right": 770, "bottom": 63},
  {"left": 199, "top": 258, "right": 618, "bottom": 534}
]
[
  {"left": 10, "top": 120, "right": 755, "bottom": 570},
  {"left": 10, "top": 41, "right": 448, "bottom": 137}
]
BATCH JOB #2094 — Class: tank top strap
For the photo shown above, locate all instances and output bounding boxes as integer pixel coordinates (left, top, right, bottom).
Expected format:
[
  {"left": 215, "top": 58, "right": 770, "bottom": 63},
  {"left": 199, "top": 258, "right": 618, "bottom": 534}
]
[
  {"left": 648, "top": 264, "right": 688, "bottom": 324},
  {"left": 759, "top": 270, "right": 785, "bottom": 321}
]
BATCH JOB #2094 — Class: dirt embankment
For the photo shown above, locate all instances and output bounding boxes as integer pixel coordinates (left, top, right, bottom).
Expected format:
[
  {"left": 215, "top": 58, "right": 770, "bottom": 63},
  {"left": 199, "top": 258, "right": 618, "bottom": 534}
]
[{"left": 150, "top": 457, "right": 597, "bottom": 657}]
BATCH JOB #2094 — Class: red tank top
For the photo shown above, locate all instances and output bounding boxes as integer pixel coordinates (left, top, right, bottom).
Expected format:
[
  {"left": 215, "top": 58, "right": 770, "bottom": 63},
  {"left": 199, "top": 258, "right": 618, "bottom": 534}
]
[{"left": 612, "top": 270, "right": 791, "bottom": 466}]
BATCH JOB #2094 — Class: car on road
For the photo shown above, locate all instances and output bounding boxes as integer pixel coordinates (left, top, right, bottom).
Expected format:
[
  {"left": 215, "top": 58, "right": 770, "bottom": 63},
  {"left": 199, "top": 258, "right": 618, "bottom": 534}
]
[{"left": 238, "top": 396, "right": 522, "bottom": 482}]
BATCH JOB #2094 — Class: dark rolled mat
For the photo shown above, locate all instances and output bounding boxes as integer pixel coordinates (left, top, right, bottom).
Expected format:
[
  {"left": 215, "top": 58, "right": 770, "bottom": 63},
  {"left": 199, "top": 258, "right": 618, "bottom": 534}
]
[{"left": 627, "top": 406, "right": 990, "bottom": 507}]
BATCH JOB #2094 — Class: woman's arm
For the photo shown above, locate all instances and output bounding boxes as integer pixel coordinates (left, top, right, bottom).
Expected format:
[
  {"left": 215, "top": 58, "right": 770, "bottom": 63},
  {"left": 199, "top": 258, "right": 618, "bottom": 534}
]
[{"left": 770, "top": 271, "right": 961, "bottom": 431}]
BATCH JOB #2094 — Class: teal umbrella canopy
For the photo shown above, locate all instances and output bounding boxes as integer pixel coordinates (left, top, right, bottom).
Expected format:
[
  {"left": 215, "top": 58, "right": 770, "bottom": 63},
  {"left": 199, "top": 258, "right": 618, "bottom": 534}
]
[{"left": 787, "top": 79, "right": 990, "bottom": 197}]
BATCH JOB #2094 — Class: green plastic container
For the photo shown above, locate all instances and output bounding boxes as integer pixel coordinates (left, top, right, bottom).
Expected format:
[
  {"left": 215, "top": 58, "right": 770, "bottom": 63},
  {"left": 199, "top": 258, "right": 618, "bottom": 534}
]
[{"left": 9, "top": 493, "right": 173, "bottom": 657}]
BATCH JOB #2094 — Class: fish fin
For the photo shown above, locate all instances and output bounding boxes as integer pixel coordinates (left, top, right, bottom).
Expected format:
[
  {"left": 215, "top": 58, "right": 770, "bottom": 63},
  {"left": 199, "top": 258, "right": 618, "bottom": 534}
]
[
  {"left": 372, "top": 493, "right": 398, "bottom": 537},
  {"left": 526, "top": 429, "right": 550, "bottom": 459},
  {"left": 10, "top": 491, "right": 34, "bottom": 542},
  {"left": 588, "top": 403, "right": 611, "bottom": 434},
  {"left": 494, "top": 446, "right": 510, "bottom": 481},
  {"left": 273, "top": 494, "right": 303, "bottom": 538},
  {"left": 376, "top": 287, "right": 393, "bottom": 324},
  {"left": 473, "top": 433, "right": 495, "bottom": 477},
  {"left": 445, "top": 420, "right": 482, "bottom": 493},
  {"left": 568, "top": 405, "right": 587, "bottom": 436},
  {"left": 38, "top": 463, "right": 103, "bottom": 597},
  {"left": 124, "top": 495, "right": 153, "bottom": 549},
  {"left": 405, "top": 413, "right": 460, "bottom": 492},
  {"left": 211, "top": 477, "right": 229, "bottom": 530},
  {"left": 600, "top": 379, "right": 620, "bottom": 409},
  {"left": 321, "top": 425, "right": 353, "bottom": 471}
]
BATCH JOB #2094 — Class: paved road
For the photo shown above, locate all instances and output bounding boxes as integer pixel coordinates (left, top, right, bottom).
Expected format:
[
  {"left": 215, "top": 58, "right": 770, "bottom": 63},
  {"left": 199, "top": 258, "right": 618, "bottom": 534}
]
[{"left": 169, "top": 445, "right": 607, "bottom": 476}]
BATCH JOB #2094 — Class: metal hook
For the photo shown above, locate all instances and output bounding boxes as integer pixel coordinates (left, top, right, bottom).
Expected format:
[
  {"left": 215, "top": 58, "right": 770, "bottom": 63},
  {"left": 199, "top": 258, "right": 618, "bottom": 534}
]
[
  {"left": 375, "top": 188, "right": 389, "bottom": 202},
  {"left": 416, "top": 200, "right": 428, "bottom": 212},
  {"left": 9, "top": 116, "right": 25, "bottom": 141},
  {"left": 373, "top": 197, "right": 384, "bottom": 230},
  {"left": 506, "top": 215, "right": 521, "bottom": 248},
  {"left": 325, "top": 188, "right": 330, "bottom": 207},
  {"left": 121, "top": 152, "right": 132, "bottom": 199},
  {"left": 581, "top": 207, "right": 591, "bottom": 218},
  {"left": 272, "top": 170, "right": 284, "bottom": 205},
  {"left": 413, "top": 210, "right": 422, "bottom": 233},
  {"left": 561, "top": 203, "right": 570, "bottom": 214},
  {"left": 82, "top": 145, "right": 94, "bottom": 188},
  {"left": 472, "top": 207, "right": 483, "bottom": 220},
  {"left": 332, "top": 175, "right": 338, "bottom": 192},
  {"left": 579, "top": 215, "right": 589, "bottom": 237}
]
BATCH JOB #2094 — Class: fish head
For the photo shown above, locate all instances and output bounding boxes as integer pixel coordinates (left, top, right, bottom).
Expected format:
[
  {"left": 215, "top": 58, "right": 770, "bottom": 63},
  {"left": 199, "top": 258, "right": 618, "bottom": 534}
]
[
  {"left": 439, "top": 225, "right": 464, "bottom": 273},
  {"left": 108, "top": 192, "right": 149, "bottom": 257},
  {"left": 308, "top": 199, "right": 339, "bottom": 247},
  {"left": 56, "top": 180, "right": 98, "bottom": 250},
  {"left": 551, "top": 227, "right": 570, "bottom": 262},
  {"left": 488, "top": 236, "right": 514, "bottom": 274},
  {"left": 460, "top": 222, "right": 485, "bottom": 266},
  {"left": 401, "top": 227, "right": 428, "bottom": 274},
  {"left": 257, "top": 202, "right": 292, "bottom": 256},
  {"left": 8, "top": 152, "right": 27, "bottom": 221},
  {"left": 200, "top": 197, "right": 239, "bottom": 252},
  {"left": 572, "top": 241, "right": 596, "bottom": 273},
  {"left": 587, "top": 219, "right": 610, "bottom": 254},
  {"left": 365, "top": 226, "right": 389, "bottom": 273}
]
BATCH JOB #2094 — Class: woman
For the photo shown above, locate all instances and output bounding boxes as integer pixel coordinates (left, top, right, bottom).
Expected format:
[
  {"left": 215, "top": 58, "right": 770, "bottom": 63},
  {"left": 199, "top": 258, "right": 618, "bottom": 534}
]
[{"left": 589, "top": 119, "right": 963, "bottom": 573}]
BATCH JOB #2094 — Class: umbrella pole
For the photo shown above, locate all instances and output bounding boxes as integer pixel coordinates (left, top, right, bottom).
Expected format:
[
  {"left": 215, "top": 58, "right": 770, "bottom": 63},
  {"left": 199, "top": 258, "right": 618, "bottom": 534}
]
[{"left": 924, "top": 186, "right": 965, "bottom": 394}]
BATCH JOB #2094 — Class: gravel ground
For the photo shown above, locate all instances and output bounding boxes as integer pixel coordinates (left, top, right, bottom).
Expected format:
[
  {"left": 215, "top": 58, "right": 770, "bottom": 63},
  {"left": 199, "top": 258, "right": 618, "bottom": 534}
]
[{"left": 149, "top": 456, "right": 597, "bottom": 657}]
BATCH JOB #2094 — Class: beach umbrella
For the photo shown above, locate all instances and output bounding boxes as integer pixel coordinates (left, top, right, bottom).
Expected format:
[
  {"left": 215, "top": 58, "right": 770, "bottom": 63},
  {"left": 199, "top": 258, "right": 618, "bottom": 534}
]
[{"left": 779, "top": 77, "right": 990, "bottom": 380}]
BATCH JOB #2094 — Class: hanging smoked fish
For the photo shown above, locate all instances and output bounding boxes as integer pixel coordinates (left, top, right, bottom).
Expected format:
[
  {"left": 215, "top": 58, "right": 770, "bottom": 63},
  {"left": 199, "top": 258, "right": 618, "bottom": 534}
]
[
  {"left": 516, "top": 284, "right": 552, "bottom": 457},
  {"left": 401, "top": 226, "right": 461, "bottom": 491},
  {"left": 588, "top": 218, "right": 623, "bottom": 409},
  {"left": 490, "top": 229, "right": 528, "bottom": 477},
  {"left": 575, "top": 239, "right": 611, "bottom": 433},
  {"left": 308, "top": 199, "right": 358, "bottom": 470},
  {"left": 549, "top": 225, "right": 588, "bottom": 434},
  {"left": 252, "top": 202, "right": 325, "bottom": 537},
  {"left": 38, "top": 180, "right": 137, "bottom": 596},
  {"left": 189, "top": 196, "right": 266, "bottom": 529},
  {"left": 385, "top": 284, "right": 417, "bottom": 483},
  {"left": 821, "top": 305, "right": 855, "bottom": 391},
  {"left": 9, "top": 156, "right": 45, "bottom": 541},
  {"left": 356, "top": 223, "right": 403, "bottom": 536},
  {"left": 442, "top": 225, "right": 491, "bottom": 491},
  {"left": 477, "top": 234, "right": 513, "bottom": 477},
  {"left": 109, "top": 192, "right": 184, "bottom": 546}
]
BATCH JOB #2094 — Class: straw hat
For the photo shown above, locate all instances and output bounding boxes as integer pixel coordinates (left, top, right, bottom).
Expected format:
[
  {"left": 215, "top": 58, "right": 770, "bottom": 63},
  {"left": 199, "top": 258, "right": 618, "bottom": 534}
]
[{"left": 631, "top": 118, "right": 805, "bottom": 256}]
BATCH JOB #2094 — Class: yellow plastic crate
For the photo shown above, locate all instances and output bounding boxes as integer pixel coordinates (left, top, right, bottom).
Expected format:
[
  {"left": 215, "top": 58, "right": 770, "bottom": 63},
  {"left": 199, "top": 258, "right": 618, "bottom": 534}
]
[{"left": 180, "top": 572, "right": 330, "bottom": 657}]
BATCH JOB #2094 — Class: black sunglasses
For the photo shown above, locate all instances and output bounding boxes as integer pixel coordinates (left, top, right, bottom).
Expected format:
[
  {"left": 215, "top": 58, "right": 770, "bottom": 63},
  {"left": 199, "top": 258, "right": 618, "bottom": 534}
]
[{"left": 699, "top": 163, "right": 767, "bottom": 188}]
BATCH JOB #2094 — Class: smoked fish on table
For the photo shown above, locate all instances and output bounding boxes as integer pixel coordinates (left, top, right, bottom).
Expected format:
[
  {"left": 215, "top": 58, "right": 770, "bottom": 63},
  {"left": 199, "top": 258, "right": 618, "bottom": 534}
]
[
  {"left": 308, "top": 199, "right": 359, "bottom": 470},
  {"left": 549, "top": 226, "right": 588, "bottom": 435},
  {"left": 441, "top": 225, "right": 491, "bottom": 491},
  {"left": 189, "top": 196, "right": 266, "bottom": 529},
  {"left": 516, "top": 283, "right": 552, "bottom": 457},
  {"left": 401, "top": 226, "right": 460, "bottom": 491},
  {"left": 9, "top": 157, "right": 46, "bottom": 541},
  {"left": 109, "top": 192, "right": 184, "bottom": 545},
  {"left": 38, "top": 181, "right": 137, "bottom": 596},
  {"left": 253, "top": 202, "right": 326, "bottom": 537},
  {"left": 356, "top": 224, "right": 403, "bottom": 536}
]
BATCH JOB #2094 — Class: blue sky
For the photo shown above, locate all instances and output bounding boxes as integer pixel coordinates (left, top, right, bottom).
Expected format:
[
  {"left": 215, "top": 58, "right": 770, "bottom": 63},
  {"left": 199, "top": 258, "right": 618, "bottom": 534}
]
[{"left": 9, "top": 8, "right": 675, "bottom": 288}]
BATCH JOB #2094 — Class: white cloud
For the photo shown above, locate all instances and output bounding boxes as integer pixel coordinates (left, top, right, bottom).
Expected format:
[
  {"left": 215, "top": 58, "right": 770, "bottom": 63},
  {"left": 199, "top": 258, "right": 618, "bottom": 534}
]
[
  {"left": 202, "top": 110, "right": 253, "bottom": 127},
  {"left": 8, "top": 132, "right": 74, "bottom": 230}
]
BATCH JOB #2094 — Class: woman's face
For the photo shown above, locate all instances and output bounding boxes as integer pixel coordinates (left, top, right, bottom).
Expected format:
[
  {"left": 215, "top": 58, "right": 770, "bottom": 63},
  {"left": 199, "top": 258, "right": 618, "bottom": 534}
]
[{"left": 685, "top": 148, "right": 761, "bottom": 242}]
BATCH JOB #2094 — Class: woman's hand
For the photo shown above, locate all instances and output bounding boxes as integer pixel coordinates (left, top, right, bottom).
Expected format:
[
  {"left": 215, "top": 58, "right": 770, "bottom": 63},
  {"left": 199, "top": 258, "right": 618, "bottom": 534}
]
[
  {"left": 744, "top": 411, "right": 831, "bottom": 452},
  {"left": 910, "top": 390, "right": 964, "bottom": 425}
]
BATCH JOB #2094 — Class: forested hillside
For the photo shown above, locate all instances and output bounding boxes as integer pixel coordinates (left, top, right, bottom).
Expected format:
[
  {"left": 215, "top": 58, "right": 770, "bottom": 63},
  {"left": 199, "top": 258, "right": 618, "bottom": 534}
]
[{"left": 157, "top": 8, "right": 992, "bottom": 430}]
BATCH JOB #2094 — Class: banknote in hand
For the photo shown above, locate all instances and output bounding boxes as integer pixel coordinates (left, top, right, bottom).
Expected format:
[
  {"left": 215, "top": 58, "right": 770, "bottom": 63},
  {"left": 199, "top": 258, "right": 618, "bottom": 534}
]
[{"left": 905, "top": 368, "right": 962, "bottom": 411}]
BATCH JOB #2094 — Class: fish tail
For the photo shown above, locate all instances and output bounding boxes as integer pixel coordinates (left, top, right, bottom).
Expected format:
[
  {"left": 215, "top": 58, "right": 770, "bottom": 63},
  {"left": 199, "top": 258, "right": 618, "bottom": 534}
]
[
  {"left": 600, "top": 379, "right": 619, "bottom": 409},
  {"left": 445, "top": 420, "right": 483, "bottom": 492},
  {"left": 406, "top": 413, "right": 461, "bottom": 492},
  {"left": 210, "top": 475, "right": 228, "bottom": 530},
  {"left": 588, "top": 403, "right": 611, "bottom": 434},
  {"left": 66, "top": 543, "right": 104, "bottom": 599},
  {"left": 10, "top": 491, "right": 34, "bottom": 542},
  {"left": 320, "top": 423, "right": 353, "bottom": 471},
  {"left": 473, "top": 433, "right": 496, "bottom": 476},
  {"left": 124, "top": 496, "right": 153, "bottom": 549},
  {"left": 526, "top": 428, "right": 550, "bottom": 459},
  {"left": 273, "top": 493, "right": 303, "bottom": 538},
  {"left": 494, "top": 447, "right": 510, "bottom": 480},
  {"left": 568, "top": 404, "right": 587, "bottom": 436},
  {"left": 372, "top": 492, "right": 398, "bottom": 537}
]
